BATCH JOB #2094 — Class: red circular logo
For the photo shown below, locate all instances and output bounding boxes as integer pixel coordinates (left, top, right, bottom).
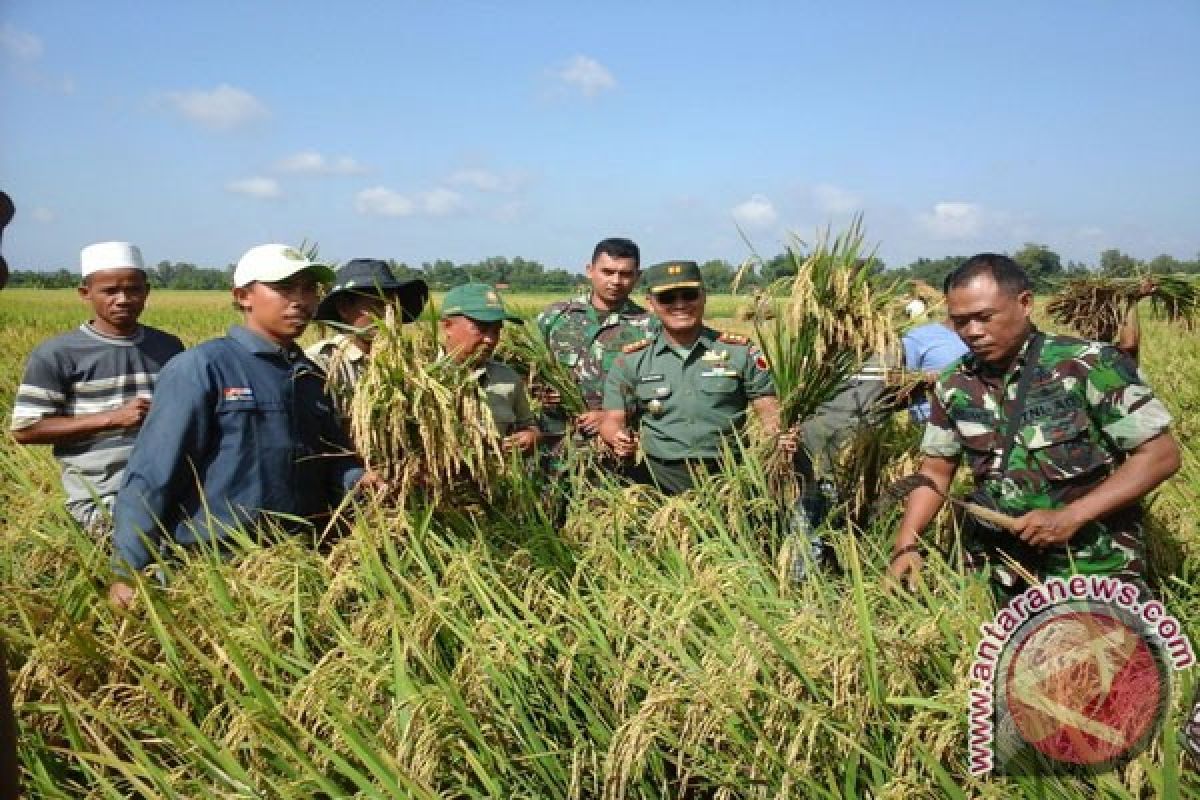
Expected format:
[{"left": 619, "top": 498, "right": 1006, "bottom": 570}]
[{"left": 1001, "top": 607, "right": 1166, "bottom": 768}]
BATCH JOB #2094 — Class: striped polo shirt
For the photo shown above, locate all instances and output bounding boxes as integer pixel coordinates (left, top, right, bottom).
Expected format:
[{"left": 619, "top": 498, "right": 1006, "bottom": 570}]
[{"left": 10, "top": 322, "right": 184, "bottom": 523}]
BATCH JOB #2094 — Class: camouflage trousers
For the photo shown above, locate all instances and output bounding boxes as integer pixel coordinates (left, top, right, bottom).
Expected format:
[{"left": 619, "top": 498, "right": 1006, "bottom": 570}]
[{"left": 958, "top": 506, "right": 1149, "bottom": 604}]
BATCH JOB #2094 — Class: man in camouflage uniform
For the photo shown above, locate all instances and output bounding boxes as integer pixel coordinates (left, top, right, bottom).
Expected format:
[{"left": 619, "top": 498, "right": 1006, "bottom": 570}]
[
  {"left": 888, "top": 254, "right": 1180, "bottom": 599},
  {"left": 536, "top": 237, "right": 655, "bottom": 445},
  {"left": 599, "top": 261, "right": 791, "bottom": 495}
]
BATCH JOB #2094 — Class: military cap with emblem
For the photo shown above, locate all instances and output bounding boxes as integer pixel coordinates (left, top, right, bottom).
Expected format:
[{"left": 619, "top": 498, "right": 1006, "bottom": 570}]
[
  {"left": 441, "top": 282, "right": 524, "bottom": 324},
  {"left": 315, "top": 258, "right": 429, "bottom": 323},
  {"left": 643, "top": 261, "right": 704, "bottom": 294}
]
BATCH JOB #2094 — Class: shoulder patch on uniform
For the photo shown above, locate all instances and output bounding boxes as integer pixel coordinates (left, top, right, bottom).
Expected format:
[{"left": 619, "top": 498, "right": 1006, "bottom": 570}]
[
  {"left": 717, "top": 332, "right": 749, "bottom": 345},
  {"left": 622, "top": 338, "right": 651, "bottom": 353}
]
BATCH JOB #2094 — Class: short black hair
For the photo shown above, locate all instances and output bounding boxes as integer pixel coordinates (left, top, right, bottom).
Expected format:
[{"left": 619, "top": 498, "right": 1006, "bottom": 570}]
[
  {"left": 591, "top": 237, "right": 640, "bottom": 268},
  {"left": 943, "top": 253, "right": 1032, "bottom": 296}
]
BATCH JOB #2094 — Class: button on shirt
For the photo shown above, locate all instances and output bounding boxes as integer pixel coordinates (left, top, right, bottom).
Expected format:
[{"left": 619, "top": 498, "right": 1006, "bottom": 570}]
[
  {"left": 113, "top": 325, "right": 363, "bottom": 573},
  {"left": 602, "top": 327, "right": 775, "bottom": 460}
]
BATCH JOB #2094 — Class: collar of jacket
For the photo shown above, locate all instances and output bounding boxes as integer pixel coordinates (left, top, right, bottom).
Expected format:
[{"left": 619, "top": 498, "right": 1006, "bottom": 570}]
[
  {"left": 229, "top": 324, "right": 305, "bottom": 361},
  {"left": 962, "top": 325, "right": 1041, "bottom": 379},
  {"left": 653, "top": 325, "right": 717, "bottom": 356}
]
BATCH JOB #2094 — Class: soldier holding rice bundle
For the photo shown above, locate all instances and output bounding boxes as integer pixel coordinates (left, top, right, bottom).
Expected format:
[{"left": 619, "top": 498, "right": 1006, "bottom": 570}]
[
  {"left": 598, "top": 261, "right": 793, "bottom": 495},
  {"left": 536, "top": 238, "right": 655, "bottom": 445},
  {"left": 888, "top": 254, "right": 1180, "bottom": 600}
]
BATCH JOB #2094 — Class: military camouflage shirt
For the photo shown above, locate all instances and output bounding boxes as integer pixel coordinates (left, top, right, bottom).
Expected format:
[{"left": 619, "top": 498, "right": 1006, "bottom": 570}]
[
  {"left": 922, "top": 330, "right": 1172, "bottom": 517},
  {"left": 536, "top": 292, "right": 656, "bottom": 412},
  {"left": 602, "top": 327, "right": 775, "bottom": 460}
]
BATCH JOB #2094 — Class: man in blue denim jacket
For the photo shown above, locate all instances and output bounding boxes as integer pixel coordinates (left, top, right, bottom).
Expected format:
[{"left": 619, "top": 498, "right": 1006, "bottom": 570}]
[{"left": 109, "top": 244, "right": 369, "bottom": 608}]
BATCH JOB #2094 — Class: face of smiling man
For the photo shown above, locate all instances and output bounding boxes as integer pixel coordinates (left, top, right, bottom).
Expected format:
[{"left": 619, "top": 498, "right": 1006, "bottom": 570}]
[{"left": 648, "top": 285, "right": 705, "bottom": 346}]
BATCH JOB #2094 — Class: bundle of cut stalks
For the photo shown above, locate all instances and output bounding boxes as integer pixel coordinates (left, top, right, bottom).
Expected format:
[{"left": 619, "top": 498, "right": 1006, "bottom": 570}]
[
  {"left": 494, "top": 322, "right": 585, "bottom": 417},
  {"left": 733, "top": 290, "right": 777, "bottom": 322},
  {"left": 746, "top": 217, "right": 905, "bottom": 497},
  {"left": 907, "top": 278, "right": 942, "bottom": 306},
  {"left": 347, "top": 315, "right": 508, "bottom": 505},
  {"left": 1047, "top": 274, "right": 1199, "bottom": 339}
]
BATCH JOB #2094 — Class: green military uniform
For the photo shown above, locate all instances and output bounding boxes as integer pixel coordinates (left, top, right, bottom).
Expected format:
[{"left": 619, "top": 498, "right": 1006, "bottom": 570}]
[
  {"left": 473, "top": 359, "right": 537, "bottom": 436},
  {"left": 441, "top": 283, "right": 538, "bottom": 440},
  {"left": 922, "top": 329, "right": 1172, "bottom": 595},
  {"left": 535, "top": 292, "right": 655, "bottom": 435},
  {"left": 603, "top": 324, "right": 775, "bottom": 495}
]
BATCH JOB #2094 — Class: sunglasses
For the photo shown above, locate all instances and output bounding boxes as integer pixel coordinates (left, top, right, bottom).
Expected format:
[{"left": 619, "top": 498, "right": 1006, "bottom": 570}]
[{"left": 655, "top": 287, "right": 701, "bottom": 305}]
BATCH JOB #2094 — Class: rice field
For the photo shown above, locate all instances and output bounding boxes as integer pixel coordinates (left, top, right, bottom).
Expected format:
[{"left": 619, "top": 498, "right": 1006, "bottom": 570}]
[{"left": 2, "top": 274, "right": 1199, "bottom": 798}]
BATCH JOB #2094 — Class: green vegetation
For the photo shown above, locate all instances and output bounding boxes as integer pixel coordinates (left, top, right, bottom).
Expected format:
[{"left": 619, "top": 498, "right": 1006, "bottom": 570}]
[{"left": 2, "top": 266, "right": 1199, "bottom": 797}]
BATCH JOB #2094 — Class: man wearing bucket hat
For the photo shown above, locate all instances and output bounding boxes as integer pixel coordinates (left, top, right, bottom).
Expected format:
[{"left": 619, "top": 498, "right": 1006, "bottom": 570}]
[
  {"left": 440, "top": 283, "right": 540, "bottom": 455},
  {"left": 307, "top": 258, "right": 429, "bottom": 398},
  {"left": 10, "top": 241, "right": 184, "bottom": 532},
  {"left": 110, "top": 244, "right": 372, "bottom": 609},
  {"left": 598, "top": 261, "right": 791, "bottom": 495}
]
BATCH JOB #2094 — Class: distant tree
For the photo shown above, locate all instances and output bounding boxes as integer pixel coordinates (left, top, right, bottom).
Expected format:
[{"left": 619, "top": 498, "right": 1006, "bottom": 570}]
[
  {"left": 1146, "top": 254, "right": 1183, "bottom": 274},
  {"left": 699, "top": 259, "right": 735, "bottom": 293},
  {"left": 1012, "top": 243, "right": 1062, "bottom": 291},
  {"left": 422, "top": 260, "right": 469, "bottom": 290},
  {"left": 1099, "top": 249, "right": 1142, "bottom": 278},
  {"left": 759, "top": 253, "right": 796, "bottom": 283},
  {"left": 895, "top": 256, "right": 969, "bottom": 291}
]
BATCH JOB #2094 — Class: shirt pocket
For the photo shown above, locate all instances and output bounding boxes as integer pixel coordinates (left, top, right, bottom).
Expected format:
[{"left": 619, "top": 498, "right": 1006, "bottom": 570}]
[
  {"left": 1025, "top": 409, "right": 1110, "bottom": 483},
  {"left": 698, "top": 375, "right": 740, "bottom": 395},
  {"left": 951, "top": 416, "right": 1000, "bottom": 475}
]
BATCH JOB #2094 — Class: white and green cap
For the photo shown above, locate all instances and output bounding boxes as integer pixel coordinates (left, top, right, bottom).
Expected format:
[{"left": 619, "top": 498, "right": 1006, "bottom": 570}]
[{"left": 233, "top": 243, "right": 335, "bottom": 288}]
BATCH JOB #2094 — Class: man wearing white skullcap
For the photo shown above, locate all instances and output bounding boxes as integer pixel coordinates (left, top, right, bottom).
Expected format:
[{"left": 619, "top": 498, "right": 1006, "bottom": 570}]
[{"left": 9, "top": 241, "right": 184, "bottom": 532}]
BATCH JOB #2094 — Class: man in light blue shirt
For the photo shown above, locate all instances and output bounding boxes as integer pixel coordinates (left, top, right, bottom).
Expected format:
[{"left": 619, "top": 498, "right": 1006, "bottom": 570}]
[{"left": 902, "top": 320, "right": 968, "bottom": 422}]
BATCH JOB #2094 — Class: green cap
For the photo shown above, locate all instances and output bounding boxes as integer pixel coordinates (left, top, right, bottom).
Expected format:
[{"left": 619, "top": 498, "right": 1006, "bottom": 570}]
[
  {"left": 441, "top": 283, "right": 524, "bottom": 323},
  {"left": 643, "top": 261, "right": 703, "bottom": 294}
]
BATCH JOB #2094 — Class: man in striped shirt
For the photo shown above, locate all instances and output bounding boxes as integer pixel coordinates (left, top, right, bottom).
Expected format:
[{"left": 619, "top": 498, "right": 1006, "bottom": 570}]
[{"left": 9, "top": 241, "right": 183, "bottom": 532}]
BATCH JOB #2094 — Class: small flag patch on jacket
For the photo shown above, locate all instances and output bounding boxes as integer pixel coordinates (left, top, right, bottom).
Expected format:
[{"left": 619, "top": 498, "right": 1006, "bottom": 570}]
[{"left": 223, "top": 387, "right": 255, "bottom": 401}]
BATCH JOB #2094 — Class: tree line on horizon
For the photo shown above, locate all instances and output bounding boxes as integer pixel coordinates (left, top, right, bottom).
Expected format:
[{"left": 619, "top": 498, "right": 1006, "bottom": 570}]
[{"left": 6, "top": 245, "right": 1200, "bottom": 293}]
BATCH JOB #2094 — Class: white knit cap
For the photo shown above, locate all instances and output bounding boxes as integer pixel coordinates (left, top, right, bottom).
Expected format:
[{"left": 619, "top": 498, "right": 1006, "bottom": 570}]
[
  {"left": 904, "top": 298, "right": 928, "bottom": 319},
  {"left": 80, "top": 241, "right": 145, "bottom": 277}
]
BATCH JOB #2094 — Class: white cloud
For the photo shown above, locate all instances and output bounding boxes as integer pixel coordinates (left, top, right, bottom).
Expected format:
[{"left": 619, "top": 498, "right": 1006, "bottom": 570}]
[
  {"left": 812, "top": 184, "right": 861, "bottom": 215},
  {"left": 0, "top": 24, "right": 43, "bottom": 61},
  {"left": 225, "top": 177, "right": 281, "bottom": 199},
  {"left": 276, "top": 150, "right": 365, "bottom": 175},
  {"left": 163, "top": 84, "right": 269, "bottom": 131},
  {"left": 732, "top": 195, "right": 778, "bottom": 229},
  {"left": 421, "top": 187, "right": 465, "bottom": 216},
  {"left": 30, "top": 207, "right": 55, "bottom": 223},
  {"left": 917, "top": 201, "right": 984, "bottom": 239},
  {"left": 355, "top": 187, "right": 415, "bottom": 217},
  {"left": 555, "top": 55, "right": 616, "bottom": 97},
  {"left": 354, "top": 186, "right": 465, "bottom": 217},
  {"left": 449, "top": 168, "right": 513, "bottom": 192}
]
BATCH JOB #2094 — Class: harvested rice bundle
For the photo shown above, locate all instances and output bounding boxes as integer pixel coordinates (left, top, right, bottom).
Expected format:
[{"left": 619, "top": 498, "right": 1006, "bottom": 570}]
[
  {"left": 733, "top": 290, "right": 778, "bottom": 322},
  {"left": 1045, "top": 277, "right": 1140, "bottom": 340},
  {"left": 1149, "top": 275, "right": 1199, "bottom": 330},
  {"left": 494, "top": 321, "right": 585, "bottom": 417},
  {"left": 1047, "top": 275, "right": 1199, "bottom": 339},
  {"left": 751, "top": 218, "right": 905, "bottom": 494},
  {"left": 348, "top": 317, "right": 508, "bottom": 505}
]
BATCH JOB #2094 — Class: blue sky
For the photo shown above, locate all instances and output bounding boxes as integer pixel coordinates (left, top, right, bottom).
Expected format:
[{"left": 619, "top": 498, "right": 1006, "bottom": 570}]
[{"left": 3, "top": 1, "right": 1198, "bottom": 273}]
